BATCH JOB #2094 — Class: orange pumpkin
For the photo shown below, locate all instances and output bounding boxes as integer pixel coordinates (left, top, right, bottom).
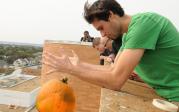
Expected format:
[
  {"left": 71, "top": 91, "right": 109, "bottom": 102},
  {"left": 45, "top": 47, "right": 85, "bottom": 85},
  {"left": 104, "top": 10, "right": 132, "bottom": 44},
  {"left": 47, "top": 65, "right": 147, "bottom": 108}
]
[{"left": 36, "top": 78, "right": 76, "bottom": 112}]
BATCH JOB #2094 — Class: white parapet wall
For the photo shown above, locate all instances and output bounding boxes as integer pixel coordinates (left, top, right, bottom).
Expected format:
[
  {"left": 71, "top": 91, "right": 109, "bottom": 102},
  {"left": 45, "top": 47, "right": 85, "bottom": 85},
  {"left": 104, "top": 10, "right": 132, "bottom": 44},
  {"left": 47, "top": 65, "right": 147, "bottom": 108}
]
[
  {"left": 0, "top": 69, "right": 40, "bottom": 108},
  {"left": 45, "top": 40, "right": 92, "bottom": 46},
  {"left": 0, "top": 87, "right": 40, "bottom": 107}
]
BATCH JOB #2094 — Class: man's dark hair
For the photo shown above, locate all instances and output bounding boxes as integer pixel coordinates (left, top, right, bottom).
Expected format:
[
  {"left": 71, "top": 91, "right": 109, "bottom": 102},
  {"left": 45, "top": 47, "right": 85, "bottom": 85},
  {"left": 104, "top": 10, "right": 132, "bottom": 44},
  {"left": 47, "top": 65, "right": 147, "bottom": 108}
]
[
  {"left": 84, "top": 30, "right": 89, "bottom": 34},
  {"left": 84, "top": 0, "right": 124, "bottom": 24}
]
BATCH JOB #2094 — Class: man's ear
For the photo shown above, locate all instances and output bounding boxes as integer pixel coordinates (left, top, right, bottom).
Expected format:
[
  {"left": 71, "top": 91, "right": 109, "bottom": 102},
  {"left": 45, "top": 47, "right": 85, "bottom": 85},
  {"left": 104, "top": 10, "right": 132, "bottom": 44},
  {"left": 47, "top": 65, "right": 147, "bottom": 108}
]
[{"left": 108, "top": 11, "right": 114, "bottom": 21}]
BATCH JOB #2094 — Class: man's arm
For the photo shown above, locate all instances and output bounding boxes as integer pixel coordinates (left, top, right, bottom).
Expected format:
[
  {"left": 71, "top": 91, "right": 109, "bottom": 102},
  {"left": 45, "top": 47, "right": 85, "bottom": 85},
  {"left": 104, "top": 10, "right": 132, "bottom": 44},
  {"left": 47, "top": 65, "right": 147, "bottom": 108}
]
[
  {"left": 80, "top": 59, "right": 111, "bottom": 69},
  {"left": 70, "top": 49, "right": 144, "bottom": 90},
  {"left": 114, "top": 50, "right": 121, "bottom": 62},
  {"left": 80, "top": 37, "right": 84, "bottom": 41},
  {"left": 77, "top": 50, "right": 121, "bottom": 72}
]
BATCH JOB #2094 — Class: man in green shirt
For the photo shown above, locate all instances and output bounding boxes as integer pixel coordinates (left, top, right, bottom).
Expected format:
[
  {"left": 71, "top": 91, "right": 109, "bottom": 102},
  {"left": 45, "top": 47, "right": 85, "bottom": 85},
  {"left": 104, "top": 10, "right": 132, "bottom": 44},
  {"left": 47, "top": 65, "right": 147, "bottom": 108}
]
[{"left": 43, "top": 0, "right": 179, "bottom": 102}]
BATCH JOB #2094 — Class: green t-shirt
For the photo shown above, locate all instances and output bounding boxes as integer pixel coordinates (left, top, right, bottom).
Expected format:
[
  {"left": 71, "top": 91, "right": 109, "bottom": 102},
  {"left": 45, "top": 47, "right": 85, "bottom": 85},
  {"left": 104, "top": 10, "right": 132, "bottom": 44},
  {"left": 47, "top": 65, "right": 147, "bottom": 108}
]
[{"left": 121, "top": 12, "right": 179, "bottom": 101}]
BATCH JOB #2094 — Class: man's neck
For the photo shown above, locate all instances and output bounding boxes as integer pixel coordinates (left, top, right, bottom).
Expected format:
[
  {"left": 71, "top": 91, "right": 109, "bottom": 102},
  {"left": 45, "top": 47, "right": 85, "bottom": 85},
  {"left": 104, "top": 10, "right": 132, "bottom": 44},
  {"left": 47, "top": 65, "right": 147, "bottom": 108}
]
[{"left": 121, "top": 14, "right": 132, "bottom": 33}]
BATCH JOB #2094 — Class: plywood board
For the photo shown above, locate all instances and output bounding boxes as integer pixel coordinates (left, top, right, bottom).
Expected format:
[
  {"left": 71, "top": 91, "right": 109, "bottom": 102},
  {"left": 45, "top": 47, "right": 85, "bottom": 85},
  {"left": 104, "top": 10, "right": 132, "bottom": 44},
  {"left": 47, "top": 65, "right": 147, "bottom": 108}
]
[
  {"left": 100, "top": 80, "right": 165, "bottom": 112},
  {"left": 41, "top": 40, "right": 101, "bottom": 112}
]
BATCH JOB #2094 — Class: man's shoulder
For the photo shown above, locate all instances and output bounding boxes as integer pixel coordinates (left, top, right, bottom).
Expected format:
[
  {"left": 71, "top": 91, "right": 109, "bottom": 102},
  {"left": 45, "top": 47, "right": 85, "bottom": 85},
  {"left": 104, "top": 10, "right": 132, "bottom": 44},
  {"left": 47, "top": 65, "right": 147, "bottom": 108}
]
[
  {"left": 129, "top": 12, "right": 167, "bottom": 31},
  {"left": 81, "top": 37, "right": 85, "bottom": 41},
  {"left": 132, "top": 12, "right": 166, "bottom": 23},
  {"left": 133, "top": 12, "right": 161, "bottom": 17}
]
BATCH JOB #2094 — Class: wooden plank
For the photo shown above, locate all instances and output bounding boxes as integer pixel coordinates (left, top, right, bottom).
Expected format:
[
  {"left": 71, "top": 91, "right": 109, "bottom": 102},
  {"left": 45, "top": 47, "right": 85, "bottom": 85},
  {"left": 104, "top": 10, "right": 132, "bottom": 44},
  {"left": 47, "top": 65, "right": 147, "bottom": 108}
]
[
  {"left": 99, "top": 80, "right": 165, "bottom": 112},
  {"left": 41, "top": 41, "right": 101, "bottom": 112}
]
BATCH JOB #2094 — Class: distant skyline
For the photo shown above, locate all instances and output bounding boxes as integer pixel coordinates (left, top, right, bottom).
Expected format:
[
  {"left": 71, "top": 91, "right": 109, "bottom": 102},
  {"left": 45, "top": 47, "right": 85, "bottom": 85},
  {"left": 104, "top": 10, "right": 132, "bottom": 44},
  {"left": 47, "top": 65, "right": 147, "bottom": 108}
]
[{"left": 0, "top": 0, "right": 179, "bottom": 44}]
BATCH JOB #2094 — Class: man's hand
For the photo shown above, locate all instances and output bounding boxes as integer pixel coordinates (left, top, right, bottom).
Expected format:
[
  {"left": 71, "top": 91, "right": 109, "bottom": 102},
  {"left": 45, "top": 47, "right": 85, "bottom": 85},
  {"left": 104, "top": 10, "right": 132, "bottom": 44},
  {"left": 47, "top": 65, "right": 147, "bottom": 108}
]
[
  {"left": 42, "top": 49, "right": 79, "bottom": 75},
  {"left": 100, "top": 55, "right": 113, "bottom": 63}
]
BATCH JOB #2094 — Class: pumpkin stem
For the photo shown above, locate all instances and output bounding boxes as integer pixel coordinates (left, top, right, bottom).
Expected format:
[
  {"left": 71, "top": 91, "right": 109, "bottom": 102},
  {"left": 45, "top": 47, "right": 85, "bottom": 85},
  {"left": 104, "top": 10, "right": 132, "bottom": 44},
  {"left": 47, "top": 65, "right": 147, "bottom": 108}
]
[{"left": 61, "top": 77, "right": 68, "bottom": 84}]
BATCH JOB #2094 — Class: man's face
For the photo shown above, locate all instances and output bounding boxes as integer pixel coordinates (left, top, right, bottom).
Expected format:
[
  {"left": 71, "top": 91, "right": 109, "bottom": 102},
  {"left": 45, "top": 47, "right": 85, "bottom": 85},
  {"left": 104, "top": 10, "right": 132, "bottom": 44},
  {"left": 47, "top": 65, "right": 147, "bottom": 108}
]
[
  {"left": 94, "top": 43, "right": 105, "bottom": 53},
  {"left": 92, "top": 18, "right": 122, "bottom": 40},
  {"left": 84, "top": 32, "right": 89, "bottom": 37},
  {"left": 101, "top": 37, "right": 112, "bottom": 50}
]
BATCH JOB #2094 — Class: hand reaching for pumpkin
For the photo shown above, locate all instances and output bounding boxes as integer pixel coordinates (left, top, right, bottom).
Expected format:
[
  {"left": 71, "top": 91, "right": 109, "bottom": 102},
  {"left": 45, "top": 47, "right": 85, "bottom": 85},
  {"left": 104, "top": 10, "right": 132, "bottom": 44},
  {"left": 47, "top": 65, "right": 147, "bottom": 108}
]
[{"left": 43, "top": 49, "right": 80, "bottom": 75}]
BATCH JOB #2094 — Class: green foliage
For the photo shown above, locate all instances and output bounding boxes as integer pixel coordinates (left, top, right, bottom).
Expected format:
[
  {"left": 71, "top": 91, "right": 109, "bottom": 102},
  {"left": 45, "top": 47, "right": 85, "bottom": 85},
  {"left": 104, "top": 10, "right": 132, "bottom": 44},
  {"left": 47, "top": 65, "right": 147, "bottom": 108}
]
[{"left": 0, "top": 44, "right": 42, "bottom": 64}]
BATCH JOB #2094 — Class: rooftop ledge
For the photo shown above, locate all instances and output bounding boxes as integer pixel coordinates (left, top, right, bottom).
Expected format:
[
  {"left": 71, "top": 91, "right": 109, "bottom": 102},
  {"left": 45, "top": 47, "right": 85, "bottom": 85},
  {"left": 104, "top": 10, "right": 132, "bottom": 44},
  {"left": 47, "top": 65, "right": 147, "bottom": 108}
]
[
  {"left": 99, "top": 80, "right": 165, "bottom": 112},
  {"left": 2, "top": 41, "right": 165, "bottom": 112},
  {"left": 43, "top": 40, "right": 166, "bottom": 112},
  {"left": 44, "top": 40, "right": 92, "bottom": 46}
]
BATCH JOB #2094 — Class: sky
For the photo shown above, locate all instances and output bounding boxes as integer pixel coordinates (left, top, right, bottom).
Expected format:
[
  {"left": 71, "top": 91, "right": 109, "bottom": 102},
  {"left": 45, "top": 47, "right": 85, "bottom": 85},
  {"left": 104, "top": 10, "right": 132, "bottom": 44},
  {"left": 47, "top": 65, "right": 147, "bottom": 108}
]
[{"left": 0, "top": 0, "right": 178, "bottom": 44}]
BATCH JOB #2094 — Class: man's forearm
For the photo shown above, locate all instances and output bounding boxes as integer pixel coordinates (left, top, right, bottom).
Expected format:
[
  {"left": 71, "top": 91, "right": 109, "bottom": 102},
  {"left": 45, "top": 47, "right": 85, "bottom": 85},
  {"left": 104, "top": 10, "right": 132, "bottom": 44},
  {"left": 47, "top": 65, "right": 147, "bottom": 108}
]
[
  {"left": 80, "top": 61, "right": 113, "bottom": 71},
  {"left": 68, "top": 49, "right": 143, "bottom": 91},
  {"left": 69, "top": 62, "right": 125, "bottom": 90}
]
